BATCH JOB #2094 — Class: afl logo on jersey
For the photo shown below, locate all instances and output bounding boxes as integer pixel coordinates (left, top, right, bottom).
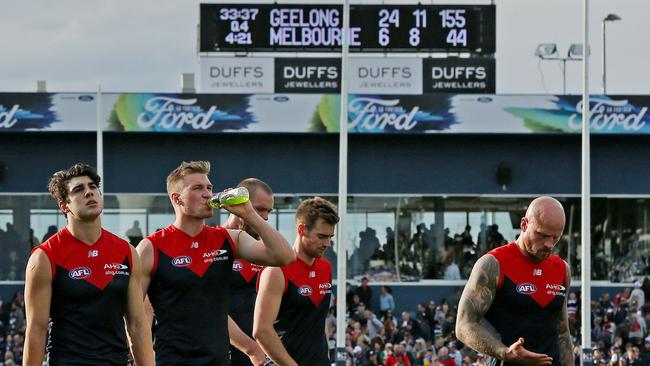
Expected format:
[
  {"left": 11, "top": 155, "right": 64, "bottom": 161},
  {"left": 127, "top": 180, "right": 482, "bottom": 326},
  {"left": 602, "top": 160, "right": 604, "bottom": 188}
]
[
  {"left": 233, "top": 260, "right": 243, "bottom": 271},
  {"left": 172, "top": 256, "right": 192, "bottom": 267},
  {"left": 69, "top": 267, "right": 92, "bottom": 279},
  {"left": 298, "top": 285, "right": 313, "bottom": 296},
  {"left": 516, "top": 283, "right": 537, "bottom": 295}
]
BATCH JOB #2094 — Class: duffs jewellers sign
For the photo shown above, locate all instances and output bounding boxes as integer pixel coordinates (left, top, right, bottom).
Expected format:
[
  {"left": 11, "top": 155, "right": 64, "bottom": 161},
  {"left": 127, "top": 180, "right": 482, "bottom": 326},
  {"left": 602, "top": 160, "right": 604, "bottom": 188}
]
[{"left": 422, "top": 58, "right": 495, "bottom": 94}]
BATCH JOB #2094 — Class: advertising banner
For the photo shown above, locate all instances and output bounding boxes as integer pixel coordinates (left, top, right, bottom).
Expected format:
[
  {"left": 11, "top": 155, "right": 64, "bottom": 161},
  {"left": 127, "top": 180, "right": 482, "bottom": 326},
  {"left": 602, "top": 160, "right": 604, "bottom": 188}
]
[
  {"left": 199, "top": 57, "right": 274, "bottom": 93},
  {"left": 0, "top": 93, "right": 96, "bottom": 131},
  {"left": 422, "top": 58, "right": 495, "bottom": 93},
  {"left": 2, "top": 93, "right": 649, "bottom": 135},
  {"left": 274, "top": 58, "right": 341, "bottom": 93},
  {"left": 348, "top": 58, "right": 422, "bottom": 95}
]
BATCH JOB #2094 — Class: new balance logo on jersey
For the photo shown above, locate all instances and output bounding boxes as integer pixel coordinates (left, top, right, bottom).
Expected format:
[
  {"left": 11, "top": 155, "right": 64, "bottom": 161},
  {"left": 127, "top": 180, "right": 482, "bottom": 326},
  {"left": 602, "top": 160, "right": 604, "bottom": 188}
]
[
  {"left": 516, "top": 283, "right": 537, "bottom": 295},
  {"left": 172, "top": 256, "right": 192, "bottom": 267},
  {"left": 298, "top": 285, "right": 313, "bottom": 296},
  {"left": 69, "top": 267, "right": 92, "bottom": 279},
  {"left": 203, "top": 249, "right": 229, "bottom": 263},
  {"left": 533, "top": 269, "right": 542, "bottom": 276},
  {"left": 309, "top": 271, "right": 316, "bottom": 278},
  {"left": 88, "top": 250, "right": 99, "bottom": 258},
  {"left": 191, "top": 241, "right": 199, "bottom": 248}
]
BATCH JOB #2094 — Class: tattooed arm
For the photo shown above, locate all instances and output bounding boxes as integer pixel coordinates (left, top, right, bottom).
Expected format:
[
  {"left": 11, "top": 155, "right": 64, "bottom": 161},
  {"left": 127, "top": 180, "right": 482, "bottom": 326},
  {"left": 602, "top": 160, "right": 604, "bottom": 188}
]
[
  {"left": 456, "top": 254, "right": 553, "bottom": 366},
  {"left": 456, "top": 254, "right": 508, "bottom": 359},
  {"left": 558, "top": 262, "right": 574, "bottom": 366}
]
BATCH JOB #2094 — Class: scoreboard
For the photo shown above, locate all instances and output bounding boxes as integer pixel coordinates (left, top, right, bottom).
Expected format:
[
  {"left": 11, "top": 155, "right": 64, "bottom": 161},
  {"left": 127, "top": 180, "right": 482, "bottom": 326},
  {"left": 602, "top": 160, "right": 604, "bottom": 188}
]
[{"left": 200, "top": 3, "right": 495, "bottom": 53}]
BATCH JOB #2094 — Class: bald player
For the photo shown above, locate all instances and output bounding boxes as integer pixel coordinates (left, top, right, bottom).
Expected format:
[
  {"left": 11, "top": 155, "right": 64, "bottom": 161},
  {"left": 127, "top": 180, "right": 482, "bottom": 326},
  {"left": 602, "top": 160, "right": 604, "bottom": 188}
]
[
  {"left": 224, "top": 178, "right": 274, "bottom": 366},
  {"left": 456, "top": 196, "right": 573, "bottom": 366}
]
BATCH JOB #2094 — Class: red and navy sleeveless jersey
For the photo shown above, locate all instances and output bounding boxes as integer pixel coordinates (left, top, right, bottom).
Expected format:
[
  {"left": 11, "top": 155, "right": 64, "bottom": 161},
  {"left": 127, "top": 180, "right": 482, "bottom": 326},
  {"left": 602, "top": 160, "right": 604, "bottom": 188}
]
[
  {"left": 229, "top": 258, "right": 264, "bottom": 364},
  {"left": 35, "top": 227, "right": 133, "bottom": 366},
  {"left": 485, "top": 243, "right": 567, "bottom": 366},
  {"left": 261, "top": 257, "right": 332, "bottom": 366},
  {"left": 147, "top": 225, "right": 236, "bottom": 366}
]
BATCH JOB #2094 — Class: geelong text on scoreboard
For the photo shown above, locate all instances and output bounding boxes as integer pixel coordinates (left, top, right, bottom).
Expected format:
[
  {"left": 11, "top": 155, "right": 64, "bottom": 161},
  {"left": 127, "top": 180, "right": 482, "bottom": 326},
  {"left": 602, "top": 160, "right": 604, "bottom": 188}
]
[{"left": 199, "top": 4, "right": 495, "bottom": 53}]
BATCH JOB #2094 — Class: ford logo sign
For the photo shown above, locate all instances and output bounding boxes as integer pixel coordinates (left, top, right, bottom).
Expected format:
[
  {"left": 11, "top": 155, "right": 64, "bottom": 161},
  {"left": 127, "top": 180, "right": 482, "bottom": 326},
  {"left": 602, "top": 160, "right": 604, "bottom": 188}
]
[
  {"left": 78, "top": 95, "right": 95, "bottom": 102},
  {"left": 516, "top": 283, "right": 537, "bottom": 294},
  {"left": 477, "top": 96, "right": 492, "bottom": 103},
  {"left": 274, "top": 96, "right": 289, "bottom": 102}
]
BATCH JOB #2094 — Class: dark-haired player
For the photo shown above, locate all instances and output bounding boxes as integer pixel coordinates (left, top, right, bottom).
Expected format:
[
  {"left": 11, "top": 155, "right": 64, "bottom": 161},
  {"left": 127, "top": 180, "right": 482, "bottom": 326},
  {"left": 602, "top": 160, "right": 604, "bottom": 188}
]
[{"left": 24, "top": 163, "right": 153, "bottom": 366}]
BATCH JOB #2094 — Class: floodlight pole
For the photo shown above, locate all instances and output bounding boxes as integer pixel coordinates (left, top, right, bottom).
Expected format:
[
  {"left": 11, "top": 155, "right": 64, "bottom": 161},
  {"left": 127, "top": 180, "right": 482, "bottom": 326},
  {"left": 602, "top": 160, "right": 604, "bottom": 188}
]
[
  {"left": 539, "top": 56, "right": 579, "bottom": 95},
  {"left": 602, "top": 20, "right": 607, "bottom": 94},
  {"left": 580, "top": 0, "right": 592, "bottom": 365},
  {"left": 561, "top": 59, "right": 567, "bottom": 95}
]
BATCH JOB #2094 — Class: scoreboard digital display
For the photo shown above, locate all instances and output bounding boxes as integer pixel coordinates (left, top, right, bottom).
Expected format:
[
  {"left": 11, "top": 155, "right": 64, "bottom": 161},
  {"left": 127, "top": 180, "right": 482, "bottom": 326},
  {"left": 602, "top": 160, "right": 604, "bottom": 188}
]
[
  {"left": 349, "top": 5, "right": 495, "bottom": 53},
  {"left": 199, "top": 4, "right": 495, "bottom": 53}
]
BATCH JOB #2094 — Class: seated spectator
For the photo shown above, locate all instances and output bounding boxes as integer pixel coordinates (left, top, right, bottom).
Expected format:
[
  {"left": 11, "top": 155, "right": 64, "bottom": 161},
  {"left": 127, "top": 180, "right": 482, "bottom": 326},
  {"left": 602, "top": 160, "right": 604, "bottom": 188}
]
[
  {"left": 380, "top": 343, "right": 394, "bottom": 364},
  {"left": 436, "top": 347, "right": 456, "bottom": 366},
  {"left": 385, "top": 343, "right": 411, "bottom": 366}
]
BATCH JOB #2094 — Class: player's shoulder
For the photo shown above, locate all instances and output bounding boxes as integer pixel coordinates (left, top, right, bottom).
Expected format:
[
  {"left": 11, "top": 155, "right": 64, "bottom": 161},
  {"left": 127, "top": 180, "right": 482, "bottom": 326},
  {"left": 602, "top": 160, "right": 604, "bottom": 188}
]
[
  {"left": 37, "top": 228, "right": 68, "bottom": 252},
  {"left": 146, "top": 225, "right": 175, "bottom": 243},
  {"left": 102, "top": 229, "right": 130, "bottom": 246},
  {"left": 547, "top": 253, "right": 567, "bottom": 267},
  {"left": 205, "top": 224, "right": 228, "bottom": 234},
  {"left": 315, "top": 257, "right": 333, "bottom": 271}
]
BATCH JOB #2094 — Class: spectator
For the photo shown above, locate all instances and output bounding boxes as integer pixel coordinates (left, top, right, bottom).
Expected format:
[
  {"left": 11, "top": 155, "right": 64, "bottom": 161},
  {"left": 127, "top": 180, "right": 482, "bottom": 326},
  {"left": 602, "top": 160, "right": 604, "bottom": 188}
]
[
  {"left": 380, "top": 286, "right": 396, "bottom": 318},
  {"left": 365, "top": 309, "right": 385, "bottom": 339},
  {"left": 416, "top": 304, "right": 432, "bottom": 341},
  {"left": 125, "top": 220, "right": 144, "bottom": 246},
  {"left": 568, "top": 292, "right": 579, "bottom": 319},
  {"left": 631, "top": 281, "right": 646, "bottom": 308},
  {"left": 41, "top": 225, "right": 58, "bottom": 244},
  {"left": 640, "top": 336, "right": 650, "bottom": 366},
  {"left": 357, "top": 277, "right": 373, "bottom": 310},
  {"left": 385, "top": 343, "right": 411, "bottom": 366},
  {"left": 380, "top": 343, "right": 394, "bottom": 364},
  {"left": 436, "top": 347, "right": 455, "bottom": 366},
  {"left": 443, "top": 256, "right": 461, "bottom": 280},
  {"left": 399, "top": 312, "right": 415, "bottom": 337},
  {"left": 352, "top": 345, "right": 369, "bottom": 365}
]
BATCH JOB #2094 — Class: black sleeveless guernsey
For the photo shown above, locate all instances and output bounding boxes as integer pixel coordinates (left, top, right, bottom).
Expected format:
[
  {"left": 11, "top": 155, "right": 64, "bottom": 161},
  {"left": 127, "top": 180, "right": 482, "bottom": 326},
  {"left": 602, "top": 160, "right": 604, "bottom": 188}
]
[{"left": 485, "top": 243, "right": 567, "bottom": 366}]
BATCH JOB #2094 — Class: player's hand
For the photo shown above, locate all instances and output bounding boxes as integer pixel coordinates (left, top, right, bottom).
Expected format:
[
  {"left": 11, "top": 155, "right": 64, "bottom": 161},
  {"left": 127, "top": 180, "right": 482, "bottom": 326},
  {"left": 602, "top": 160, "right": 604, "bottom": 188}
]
[
  {"left": 246, "top": 343, "right": 266, "bottom": 366},
  {"left": 220, "top": 199, "right": 257, "bottom": 221},
  {"left": 504, "top": 338, "right": 553, "bottom": 366}
]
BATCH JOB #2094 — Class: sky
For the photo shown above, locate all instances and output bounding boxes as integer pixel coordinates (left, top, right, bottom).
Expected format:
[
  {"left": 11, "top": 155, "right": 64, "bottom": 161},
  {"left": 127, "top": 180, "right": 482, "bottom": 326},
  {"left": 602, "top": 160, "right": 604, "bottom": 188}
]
[{"left": 1, "top": 0, "right": 648, "bottom": 95}]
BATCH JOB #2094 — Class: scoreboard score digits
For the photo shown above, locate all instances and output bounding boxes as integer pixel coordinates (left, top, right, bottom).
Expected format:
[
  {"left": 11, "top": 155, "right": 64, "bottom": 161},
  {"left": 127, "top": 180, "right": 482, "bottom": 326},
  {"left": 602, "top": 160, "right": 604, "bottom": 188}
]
[
  {"left": 199, "top": 4, "right": 495, "bottom": 53},
  {"left": 349, "top": 5, "right": 494, "bottom": 52}
]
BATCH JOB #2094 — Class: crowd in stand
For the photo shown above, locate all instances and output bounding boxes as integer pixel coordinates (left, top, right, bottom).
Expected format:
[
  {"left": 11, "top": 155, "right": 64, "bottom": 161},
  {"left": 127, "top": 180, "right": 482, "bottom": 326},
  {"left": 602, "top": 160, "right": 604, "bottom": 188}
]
[
  {"left": 339, "top": 278, "right": 650, "bottom": 366},
  {"left": 2, "top": 276, "right": 650, "bottom": 365},
  {"left": 0, "top": 292, "right": 26, "bottom": 366},
  {"left": 4, "top": 222, "right": 650, "bottom": 365}
]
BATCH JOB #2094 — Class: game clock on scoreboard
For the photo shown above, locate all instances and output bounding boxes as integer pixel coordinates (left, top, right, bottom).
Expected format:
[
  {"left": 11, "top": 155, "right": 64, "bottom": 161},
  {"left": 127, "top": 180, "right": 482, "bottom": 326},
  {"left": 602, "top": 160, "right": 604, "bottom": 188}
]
[{"left": 199, "top": 3, "right": 495, "bottom": 54}]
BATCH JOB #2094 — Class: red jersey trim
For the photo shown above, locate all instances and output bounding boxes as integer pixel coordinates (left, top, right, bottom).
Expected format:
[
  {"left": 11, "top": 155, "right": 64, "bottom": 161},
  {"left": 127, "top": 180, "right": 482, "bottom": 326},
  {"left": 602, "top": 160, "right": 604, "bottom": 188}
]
[
  {"left": 34, "top": 247, "right": 56, "bottom": 280},
  {"left": 151, "top": 239, "right": 159, "bottom": 277},
  {"left": 221, "top": 226, "right": 238, "bottom": 259},
  {"left": 256, "top": 266, "right": 288, "bottom": 294},
  {"left": 489, "top": 242, "right": 568, "bottom": 291}
]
